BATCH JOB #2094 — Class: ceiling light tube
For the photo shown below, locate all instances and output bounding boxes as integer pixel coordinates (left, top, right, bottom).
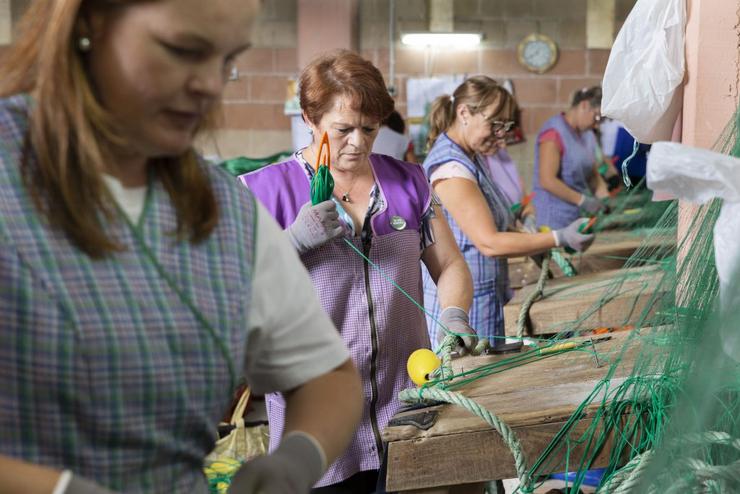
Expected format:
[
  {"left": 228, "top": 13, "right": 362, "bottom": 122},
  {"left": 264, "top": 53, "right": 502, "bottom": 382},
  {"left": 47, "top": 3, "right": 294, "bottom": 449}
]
[{"left": 401, "top": 32, "right": 482, "bottom": 48}]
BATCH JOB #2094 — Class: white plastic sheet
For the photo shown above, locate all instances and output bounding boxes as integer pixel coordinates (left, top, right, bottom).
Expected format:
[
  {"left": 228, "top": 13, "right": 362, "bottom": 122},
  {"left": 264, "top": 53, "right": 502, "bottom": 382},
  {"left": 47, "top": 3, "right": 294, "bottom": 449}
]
[
  {"left": 602, "top": 0, "right": 686, "bottom": 144},
  {"left": 647, "top": 142, "right": 740, "bottom": 359}
]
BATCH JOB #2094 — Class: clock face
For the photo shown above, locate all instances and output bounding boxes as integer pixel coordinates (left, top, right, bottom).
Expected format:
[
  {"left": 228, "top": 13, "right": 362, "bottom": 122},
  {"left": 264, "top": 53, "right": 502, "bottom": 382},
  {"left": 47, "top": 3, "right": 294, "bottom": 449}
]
[
  {"left": 517, "top": 34, "right": 558, "bottom": 74},
  {"left": 523, "top": 41, "right": 552, "bottom": 68}
]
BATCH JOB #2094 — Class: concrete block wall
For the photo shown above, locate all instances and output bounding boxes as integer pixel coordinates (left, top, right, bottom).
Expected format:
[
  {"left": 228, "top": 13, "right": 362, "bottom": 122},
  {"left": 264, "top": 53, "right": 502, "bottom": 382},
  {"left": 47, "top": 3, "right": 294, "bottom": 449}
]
[
  {"left": 203, "top": 0, "right": 299, "bottom": 159},
  {"left": 214, "top": 0, "right": 636, "bottom": 182},
  {"left": 5, "top": 0, "right": 637, "bottom": 175}
]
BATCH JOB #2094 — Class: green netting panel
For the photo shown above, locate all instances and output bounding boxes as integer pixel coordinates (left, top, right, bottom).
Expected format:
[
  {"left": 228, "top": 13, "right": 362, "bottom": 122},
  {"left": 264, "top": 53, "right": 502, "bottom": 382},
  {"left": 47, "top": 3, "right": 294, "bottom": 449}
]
[
  {"left": 397, "top": 105, "right": 740, "bottom": 494},
  {"left": 218, "top": 151, "right": 293, "bottom": 176}
]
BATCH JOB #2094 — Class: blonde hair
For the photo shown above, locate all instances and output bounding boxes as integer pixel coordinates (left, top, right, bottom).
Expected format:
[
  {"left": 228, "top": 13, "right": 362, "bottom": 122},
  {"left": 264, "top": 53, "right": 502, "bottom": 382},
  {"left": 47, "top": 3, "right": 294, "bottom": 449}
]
[
  {"left": 0, "top": 0, "right": 219, "bottom": 258},
  {"left": 426, "top": 75, "right": 514, "bottom": 151}
]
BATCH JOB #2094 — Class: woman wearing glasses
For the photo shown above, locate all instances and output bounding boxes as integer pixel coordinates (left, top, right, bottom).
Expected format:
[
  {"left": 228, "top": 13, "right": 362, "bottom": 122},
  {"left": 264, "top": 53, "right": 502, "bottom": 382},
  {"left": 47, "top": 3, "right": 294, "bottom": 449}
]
[
  {"left": 532, "top": 86, "right": 608, "bottom": 229},
  {"left": 423, "top": 76, "right": 595, "bottom": 348}
]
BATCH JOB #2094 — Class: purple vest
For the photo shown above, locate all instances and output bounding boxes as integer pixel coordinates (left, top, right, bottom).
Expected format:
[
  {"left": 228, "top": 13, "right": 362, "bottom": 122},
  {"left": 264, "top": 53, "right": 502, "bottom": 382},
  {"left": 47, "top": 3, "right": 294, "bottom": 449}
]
[
  {"left": 241, "top": 154, "right": 432, "bottom": 487},
  {"left": 485, "top": 148, "right": 524, "bottom": 206},
  {"left": 532, "top": 114, "right": 597, "bottom": 229}
]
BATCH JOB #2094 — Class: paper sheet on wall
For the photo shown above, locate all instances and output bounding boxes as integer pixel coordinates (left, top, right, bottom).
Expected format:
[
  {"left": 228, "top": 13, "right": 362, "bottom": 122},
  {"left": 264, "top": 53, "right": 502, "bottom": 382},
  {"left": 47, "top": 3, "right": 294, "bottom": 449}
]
[{"left": 406, "top": 76, "right": 465, "bottom": 156}]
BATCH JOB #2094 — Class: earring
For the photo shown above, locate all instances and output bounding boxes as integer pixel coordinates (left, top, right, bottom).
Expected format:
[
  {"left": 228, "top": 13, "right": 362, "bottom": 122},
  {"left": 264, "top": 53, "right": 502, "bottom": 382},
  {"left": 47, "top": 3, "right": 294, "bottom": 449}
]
[
  {"left": 78, "top": 37, "right": 91, "bottom": 52},
  {"left": 463, "top": 120, "right": 468, "bottom": 126},
  {"left": 308, "top": 128, "right": 313, "bottom": 135}
]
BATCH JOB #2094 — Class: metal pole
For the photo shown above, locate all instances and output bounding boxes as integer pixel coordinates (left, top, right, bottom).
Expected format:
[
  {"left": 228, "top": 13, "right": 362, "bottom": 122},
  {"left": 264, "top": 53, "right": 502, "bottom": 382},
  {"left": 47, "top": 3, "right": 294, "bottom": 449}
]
[{"left": 388, "top": 0, "right": 396, "bottom": 96}]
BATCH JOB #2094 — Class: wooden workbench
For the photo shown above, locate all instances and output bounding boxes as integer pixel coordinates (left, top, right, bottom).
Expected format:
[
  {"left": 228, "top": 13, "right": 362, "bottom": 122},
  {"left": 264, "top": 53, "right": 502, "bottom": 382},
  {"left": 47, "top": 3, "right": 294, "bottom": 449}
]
[
  {"left": 504, "top": 265, "right": 668, "bottom": 337},
  {"left": 383, "top": 331, "right": 645, "bottom": 492},
  {"left": 508, "top": 229, "right": 675, "bottom": 289}
]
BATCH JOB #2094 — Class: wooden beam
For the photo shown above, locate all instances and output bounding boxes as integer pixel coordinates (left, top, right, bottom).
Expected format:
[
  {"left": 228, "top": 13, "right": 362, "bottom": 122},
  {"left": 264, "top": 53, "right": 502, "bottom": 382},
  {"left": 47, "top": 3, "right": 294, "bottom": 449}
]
[
  {"left": 0, "top": 0, "right": 11, "bottom": 45},
  {"left": 384, "top": 332, "right": 646, "bottom": 491},
  {"left": 429, "top": 0, "right": 454, "bottom": 32},
  {"left": 508, "top": 230, "right": 675, "bottom": 289},
  {"left": 387, "top": 416, "right": 629, "bottom": 491},
  {"left": 504, "top": 266, "right": 666, "bottom": 336},
  {"left": 586, "top": 0, "right": 615, "bottom": 49}
]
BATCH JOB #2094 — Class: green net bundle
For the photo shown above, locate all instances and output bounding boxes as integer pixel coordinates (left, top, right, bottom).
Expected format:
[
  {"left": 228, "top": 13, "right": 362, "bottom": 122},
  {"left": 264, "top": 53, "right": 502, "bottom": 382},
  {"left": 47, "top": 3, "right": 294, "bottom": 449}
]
[
  {"left": 399, "top": 107, "right": 740, "bottom": 493},
  {"left": 218, "top": 151, "right": 292, "bottom": 176}
]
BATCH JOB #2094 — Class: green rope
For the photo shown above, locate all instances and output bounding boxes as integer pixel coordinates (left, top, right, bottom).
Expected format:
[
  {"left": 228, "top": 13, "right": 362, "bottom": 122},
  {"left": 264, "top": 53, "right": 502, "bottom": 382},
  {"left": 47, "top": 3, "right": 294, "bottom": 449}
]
[
  {"left": 398, "top": 386, "right": 533, "bottom": 491},
  {"left": 516, "top": 252, "right": 551, "bottom": 338},
  {"left": 551, "top": 249, "right": 576, "bottom": 277}
]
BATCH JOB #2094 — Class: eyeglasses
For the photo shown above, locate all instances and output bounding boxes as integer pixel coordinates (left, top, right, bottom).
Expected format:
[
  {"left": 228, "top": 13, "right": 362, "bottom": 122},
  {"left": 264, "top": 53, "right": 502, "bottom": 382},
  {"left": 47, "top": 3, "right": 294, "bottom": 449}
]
[{"left": 490, "top": 120, "right": 515, "bottom": 134}]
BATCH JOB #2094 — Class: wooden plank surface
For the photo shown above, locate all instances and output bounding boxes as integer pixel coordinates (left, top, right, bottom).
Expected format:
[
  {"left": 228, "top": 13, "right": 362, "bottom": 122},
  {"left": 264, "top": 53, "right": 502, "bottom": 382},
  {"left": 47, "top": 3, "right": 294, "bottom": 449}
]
[
  {"left": 384, "top": 331, "right": 640, "bottom": 442},
  {"left": 508, "top": 229, "right": 674, "bottom": 289},
  {"left": 387, "top": 416, "right": 626, "bottom": 491},
  {"left": 504, "top": 265, "right": 667, "bottom": 336},
  {"left": 384, "top": 331, "right": 645, "bottom": 491}
]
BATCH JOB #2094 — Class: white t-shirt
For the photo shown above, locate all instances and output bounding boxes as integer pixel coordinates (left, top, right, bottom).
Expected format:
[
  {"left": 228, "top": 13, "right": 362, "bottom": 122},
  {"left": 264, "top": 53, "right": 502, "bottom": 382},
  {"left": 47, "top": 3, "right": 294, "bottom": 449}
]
[
  {"left": 372, "top": 126, "right": 411, "bottom": 161},
  {"left": 103, "top": 174, "right": 350, "bottom": 395},
  {"left": 428, "top": 160, "right": 476, "bottom": 186}
]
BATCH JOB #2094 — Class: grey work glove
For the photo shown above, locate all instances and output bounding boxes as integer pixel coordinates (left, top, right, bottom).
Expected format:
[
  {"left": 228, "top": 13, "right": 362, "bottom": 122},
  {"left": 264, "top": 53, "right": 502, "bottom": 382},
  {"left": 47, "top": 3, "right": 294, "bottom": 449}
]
[
  {"left": 64, "top": 474, "right": 117, "bottom": 494},
  {"left": 437, "top": 307, "right": 478, "bottom": 355},
  {"left": 228, "top": 432, "right": 325, "bottom": 494},
  {"left": 554, "top": 218, "right": 595, "bottom": 253},
  {"left": 286, "top": 200, "right": 344, "bottom": 254},
  {"left": 578, "top": 194, "right": 606, "bottom": 215}
]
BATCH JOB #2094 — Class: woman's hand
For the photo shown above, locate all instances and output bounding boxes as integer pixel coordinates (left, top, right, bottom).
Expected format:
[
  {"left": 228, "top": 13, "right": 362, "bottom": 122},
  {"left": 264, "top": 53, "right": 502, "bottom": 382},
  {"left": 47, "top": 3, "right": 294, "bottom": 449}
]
[
  {"left": 437, "top": 307, "right": 478, "bottom": 355},
  {"left": 554, "top": 218, "right": 596, "bottom": 253},
  {"left": 286, "top": 201, "right": 344, "bottom": 254}
]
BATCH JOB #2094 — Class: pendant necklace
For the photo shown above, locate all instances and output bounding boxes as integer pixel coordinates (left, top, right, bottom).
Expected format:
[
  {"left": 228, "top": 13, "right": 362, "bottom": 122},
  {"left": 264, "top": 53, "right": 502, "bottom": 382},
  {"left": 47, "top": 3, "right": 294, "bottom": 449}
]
[{"left": 338, "top": 177, "right": 359, "bottom": 203}]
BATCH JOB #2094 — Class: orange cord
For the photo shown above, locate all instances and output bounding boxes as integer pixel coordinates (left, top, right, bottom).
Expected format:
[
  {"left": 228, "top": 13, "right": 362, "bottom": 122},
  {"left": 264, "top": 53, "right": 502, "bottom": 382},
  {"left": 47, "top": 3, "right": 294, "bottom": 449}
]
[{"left": 314, "top": 132, "right": 331, "bottom": 172}]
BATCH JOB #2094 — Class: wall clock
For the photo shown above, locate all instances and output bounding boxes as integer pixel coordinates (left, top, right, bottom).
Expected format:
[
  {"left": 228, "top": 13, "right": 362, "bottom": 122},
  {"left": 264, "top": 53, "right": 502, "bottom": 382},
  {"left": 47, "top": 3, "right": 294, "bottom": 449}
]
[{"left": 517, "top": 33, "right": 559, "bottom": 74}]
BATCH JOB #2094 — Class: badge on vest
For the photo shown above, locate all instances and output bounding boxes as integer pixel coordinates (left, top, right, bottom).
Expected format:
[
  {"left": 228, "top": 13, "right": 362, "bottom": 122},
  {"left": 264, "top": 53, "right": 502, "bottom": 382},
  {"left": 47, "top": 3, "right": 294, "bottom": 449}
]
[{"left": 390, "top": 215, "right": 407, "bottom": 231}]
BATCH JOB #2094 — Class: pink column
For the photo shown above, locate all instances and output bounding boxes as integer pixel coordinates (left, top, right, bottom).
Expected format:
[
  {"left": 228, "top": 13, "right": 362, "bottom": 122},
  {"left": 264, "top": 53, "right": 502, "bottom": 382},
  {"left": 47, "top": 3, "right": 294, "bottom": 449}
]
[
  {"left": 297, "top": 0, "right": 360, "bottom": 69},
  {"left": 681, "top": 0, "right": 739, "bottom": 148},
  {"left": 678, "top": 0, "right": 740, "bottom": 252}
]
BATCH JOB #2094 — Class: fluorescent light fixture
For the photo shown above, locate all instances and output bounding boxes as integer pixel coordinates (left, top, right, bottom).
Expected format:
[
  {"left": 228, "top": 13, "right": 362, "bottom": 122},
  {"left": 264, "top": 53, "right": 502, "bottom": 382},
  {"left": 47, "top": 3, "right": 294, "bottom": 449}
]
[{"left": 401, "top": 32, "right": 482, "bottom": 48}]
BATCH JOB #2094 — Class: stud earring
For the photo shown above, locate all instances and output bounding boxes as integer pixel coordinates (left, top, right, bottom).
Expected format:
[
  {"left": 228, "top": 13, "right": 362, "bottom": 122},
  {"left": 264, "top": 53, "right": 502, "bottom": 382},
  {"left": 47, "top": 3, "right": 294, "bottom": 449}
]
[{"left": 78, "top": 37, "right": 91, "bottom": 52}]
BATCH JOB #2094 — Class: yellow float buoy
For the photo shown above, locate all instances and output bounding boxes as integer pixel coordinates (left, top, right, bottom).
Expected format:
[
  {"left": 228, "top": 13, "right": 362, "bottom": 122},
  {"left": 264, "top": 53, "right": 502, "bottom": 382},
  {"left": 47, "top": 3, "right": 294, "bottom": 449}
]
[{"left": 407, "top": 349, "right": 442, "bottom": 386}]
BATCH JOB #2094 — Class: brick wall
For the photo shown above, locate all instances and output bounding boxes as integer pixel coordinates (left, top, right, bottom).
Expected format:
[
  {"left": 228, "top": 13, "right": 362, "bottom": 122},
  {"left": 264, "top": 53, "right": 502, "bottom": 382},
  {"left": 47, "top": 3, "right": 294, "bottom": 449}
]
[
  {"left": 6, "top": 0, "right": 637, "bottom": 170},
  {"left": 214, "top": 0, "right": 636, "bottom": 175},
  {"left": 359, "top": 0, "right": 636, "bottom": 186},
  {"left": 202, "top": 0, "right": 299, "bottom": 159}
]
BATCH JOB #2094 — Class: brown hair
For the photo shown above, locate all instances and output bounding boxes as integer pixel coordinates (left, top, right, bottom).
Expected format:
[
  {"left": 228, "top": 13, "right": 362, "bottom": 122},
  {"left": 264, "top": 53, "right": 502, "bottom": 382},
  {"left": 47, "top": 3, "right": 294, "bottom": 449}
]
[
  {"left": 300, "top": 49, "right": 394, "bottom": 126},
  {"left": 426, "top": 75, "right": 514, "bottom": 150},
  {"left": 0, "top": 0, "right": 218, "bottom": 258},
  {"left": 571, "top": 85, "right": 602, "bottom": 108}
]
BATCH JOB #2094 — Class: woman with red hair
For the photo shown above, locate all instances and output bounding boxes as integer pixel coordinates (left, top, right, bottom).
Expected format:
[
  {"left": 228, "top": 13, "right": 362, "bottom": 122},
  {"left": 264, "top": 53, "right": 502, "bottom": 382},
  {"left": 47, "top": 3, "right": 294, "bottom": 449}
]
[{"left": 242, "top": 50, "right": 474, "bottom": 493}]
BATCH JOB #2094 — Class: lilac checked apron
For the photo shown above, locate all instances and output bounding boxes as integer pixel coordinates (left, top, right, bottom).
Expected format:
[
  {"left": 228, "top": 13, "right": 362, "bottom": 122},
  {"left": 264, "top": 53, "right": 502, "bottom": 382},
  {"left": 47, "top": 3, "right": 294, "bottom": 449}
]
[
  {"left": 532, "top": 114, "right": 597, "bottom": 229},
  {"left": 241, "top": 153, "right": 432, "bottom": 487},
  {"left": 422, "top": 133, "right": 514, "bottom": 345}
]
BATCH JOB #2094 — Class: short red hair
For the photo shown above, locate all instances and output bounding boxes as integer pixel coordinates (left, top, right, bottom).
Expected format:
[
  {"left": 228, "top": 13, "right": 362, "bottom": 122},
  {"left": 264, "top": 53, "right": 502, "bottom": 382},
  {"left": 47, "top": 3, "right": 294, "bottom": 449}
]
[{"left": 300, "top": 49, "right": 394, "bottom": 125}]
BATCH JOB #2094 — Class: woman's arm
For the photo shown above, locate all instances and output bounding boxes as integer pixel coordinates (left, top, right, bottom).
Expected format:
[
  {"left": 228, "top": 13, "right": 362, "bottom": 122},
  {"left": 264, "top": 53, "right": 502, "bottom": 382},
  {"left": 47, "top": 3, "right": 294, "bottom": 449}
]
[
  {"left": 0, "top": 455, "right": 60, "bottom": 494},
  {"left": 434, "top": 178, "right": 556, "bottom": 258},
  {"left": 589, "top": 161, "right": 610, "bottom": 198},
  {"left": 0, "top": 456, "right": 114, "bottom": 493},
  {"left": 420, "top": 207, "right": 473, "bottom": 311},
  {"left": 538, "top": 140, "right": 584, "bottom": 205},
  {"left": 281, "top": 358, "right": 362, "bottom": 465}
]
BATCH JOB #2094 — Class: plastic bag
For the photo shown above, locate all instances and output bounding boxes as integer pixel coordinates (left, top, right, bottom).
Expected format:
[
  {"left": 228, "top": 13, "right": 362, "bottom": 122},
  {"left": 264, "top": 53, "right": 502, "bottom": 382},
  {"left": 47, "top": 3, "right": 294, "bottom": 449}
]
[
  {"left": 204, "top": 387, "right": 269, "bottom": 493},
  {"left": 602, "top": 0, "right": 686, "bottom": 143},
  {"left": 647, "top": 142, "right": 740, "bottom": 358}
]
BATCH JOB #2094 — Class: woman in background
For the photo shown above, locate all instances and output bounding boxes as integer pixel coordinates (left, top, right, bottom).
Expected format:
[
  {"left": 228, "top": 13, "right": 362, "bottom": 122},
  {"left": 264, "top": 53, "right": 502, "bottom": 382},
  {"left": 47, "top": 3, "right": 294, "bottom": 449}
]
[
  {"left": 372, "top": 109, "right": 418, "bottom": 163},
  {"left": 423, "top": 76, "right": 594, "bottom": 348},
  {"left": 532, "top": 86, "right": 609, "bottom": 229}
]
